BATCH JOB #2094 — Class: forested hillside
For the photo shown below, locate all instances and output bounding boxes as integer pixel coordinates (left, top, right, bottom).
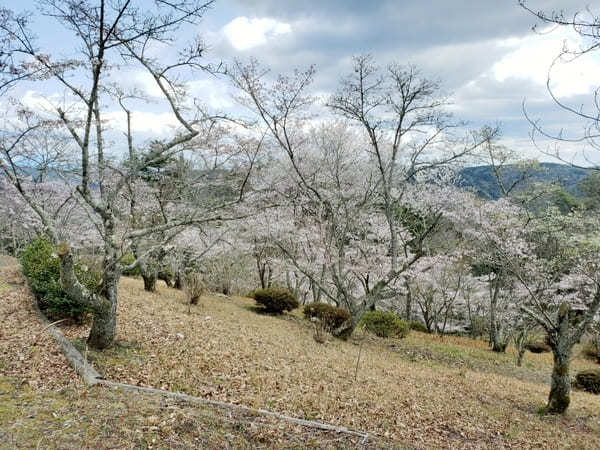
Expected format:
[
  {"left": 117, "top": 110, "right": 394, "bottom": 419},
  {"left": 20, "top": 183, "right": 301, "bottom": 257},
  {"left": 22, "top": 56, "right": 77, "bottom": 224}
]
[{"left": 459, "top": 163, "right": 590, "bottom": 199}]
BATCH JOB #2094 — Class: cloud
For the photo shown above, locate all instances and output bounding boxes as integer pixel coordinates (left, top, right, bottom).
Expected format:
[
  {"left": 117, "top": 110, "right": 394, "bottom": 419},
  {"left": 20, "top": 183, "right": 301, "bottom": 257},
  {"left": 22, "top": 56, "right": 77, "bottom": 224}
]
[
  {"left": 188, "top": 78, "right": 235, "bottom": 110},
  {"left": 492, "top": 27, "right": 600, "bottom": 98},
  {"left": 20, "top": 90, "right": 79, "bottom": 116},
  {"left": 104, "top": 110, "right": 180, "bottom": 136},
  {"left": 132, "top": 71, "right": 164, "bottom": 98},
  {"left": 223, "top": 16, "right": 292, "bottom": 51}
]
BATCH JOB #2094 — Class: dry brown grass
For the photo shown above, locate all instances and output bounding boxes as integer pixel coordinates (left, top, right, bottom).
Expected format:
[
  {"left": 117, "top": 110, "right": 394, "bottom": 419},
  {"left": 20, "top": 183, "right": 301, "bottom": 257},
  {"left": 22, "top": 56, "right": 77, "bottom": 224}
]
[
  {"left": 1, "top": 260, "right": 375, "bottom": 449},
  {"left": 1, "top": 376, "right": 375, "bottom": 449},
  {"left": 59, "top": 276, "right": 600, "bottom": 449}
]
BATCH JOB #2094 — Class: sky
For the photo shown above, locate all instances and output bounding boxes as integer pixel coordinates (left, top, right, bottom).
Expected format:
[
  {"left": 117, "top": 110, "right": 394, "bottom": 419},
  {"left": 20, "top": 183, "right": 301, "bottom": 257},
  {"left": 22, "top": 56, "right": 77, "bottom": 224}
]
[{"left": 7, "top": 0, "right": 600, "bottom": 164}]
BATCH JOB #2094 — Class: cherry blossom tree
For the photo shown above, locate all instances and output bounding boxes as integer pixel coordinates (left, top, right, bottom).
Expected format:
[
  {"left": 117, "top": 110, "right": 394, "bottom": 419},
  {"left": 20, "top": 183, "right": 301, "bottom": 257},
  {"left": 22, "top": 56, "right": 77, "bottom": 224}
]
[
  {"left": 507, "top": 209, "right": 600, "bottom": 413},
  {"left": 449, "top": 194, "right": 529, "bottom": 351},
  {"left": 0, "top": 1, "right": 257, "bottom": 349},
  {"left": 456, "top": 193, "right": 600, "bottom": 413},
  {"left": 230, "top": 56, "right": 493, "bottom": 335},
  {"left": 406, "top": 255, "right": 475, "bottom": 334}
]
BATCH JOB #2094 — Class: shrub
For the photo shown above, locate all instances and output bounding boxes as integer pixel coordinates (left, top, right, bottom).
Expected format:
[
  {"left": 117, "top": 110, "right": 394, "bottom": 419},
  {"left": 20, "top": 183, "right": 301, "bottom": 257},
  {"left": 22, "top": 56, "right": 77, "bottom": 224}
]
[
  {"left": 75, "top": 258, "right": 103, "bottom": 294},
  {"left": 582, "top": 344, "right": 600, "bottom": 363},
  {"left": 303, "top": 302, "right": 351, "bottom": 331},
  {"left": 359, "top": 311, "right": 409, "bottom": 338},
  {"left": 20, "top": 238, "right": 92, "bottom": 322},
  {"left": 253, "top": 287, "right": 298, "bottom": 313},
  {"left": 120, "top": 253, "right": 141, "bottom": 277},
  {"left": 184, "top": 272, "right": 205, "bottom": 305},
  {"left": 524, "top": 341, "right": 552, "bottom": 353},
  {"left": 409, "top": 320, "right": 429, "bottom": 333},
  {"left": 574, "top": 369, "right": 600, "bottom": 394}
]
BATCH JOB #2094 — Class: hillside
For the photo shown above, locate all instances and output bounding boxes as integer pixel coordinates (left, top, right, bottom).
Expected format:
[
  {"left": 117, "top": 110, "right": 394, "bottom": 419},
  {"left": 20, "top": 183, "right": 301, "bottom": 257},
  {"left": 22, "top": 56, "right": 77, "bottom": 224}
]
[
  {"left": 0, "top": 258, "right": 370, "bottom": 449},
  {"left": 3, "top": 268, "right": 597, "bottom": 449},
  {"left": 458, "top": 162, "right": 590, "bottom": 199}
]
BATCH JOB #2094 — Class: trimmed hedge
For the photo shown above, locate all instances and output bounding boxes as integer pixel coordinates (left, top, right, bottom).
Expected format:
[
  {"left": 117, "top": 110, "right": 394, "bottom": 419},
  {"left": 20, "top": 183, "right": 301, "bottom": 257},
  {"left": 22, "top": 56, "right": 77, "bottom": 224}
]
[
  {"left": 582, "top": 344, "right": 600, "bottom": 363},
  {"left": 409, "top": 320, "right": 429, "bottom": 333},
  {"left": 303, "top": 302, "right": 351, "bottom": 331},
  {"left": 574, "top": 369, "right": 600, "bottom": 394},
  {"left": 20, "top": 238, "right": 95, "bottom": 322},
  {"left": 524, "top": 341, "right": 552, "bottom": 353},
  {"left": 253, "top": 287, "right": 299, "bottom": 313},
  {"left": 359, "top": 311, "right": 409, "bottom": 339}
]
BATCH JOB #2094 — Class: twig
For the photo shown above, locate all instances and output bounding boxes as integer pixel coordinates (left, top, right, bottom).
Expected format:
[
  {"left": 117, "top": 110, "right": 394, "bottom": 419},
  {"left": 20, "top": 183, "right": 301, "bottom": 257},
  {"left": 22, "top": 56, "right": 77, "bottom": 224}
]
[{"left": 354, "top": 328, "right": 366, "bottom": 381}]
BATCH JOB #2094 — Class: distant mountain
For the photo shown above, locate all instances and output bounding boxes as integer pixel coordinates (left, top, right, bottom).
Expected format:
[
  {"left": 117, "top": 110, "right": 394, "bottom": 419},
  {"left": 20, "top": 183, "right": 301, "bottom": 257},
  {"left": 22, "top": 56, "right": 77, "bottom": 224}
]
[{"left": 458, "top": 163, "right": 591, "bottom": 200}]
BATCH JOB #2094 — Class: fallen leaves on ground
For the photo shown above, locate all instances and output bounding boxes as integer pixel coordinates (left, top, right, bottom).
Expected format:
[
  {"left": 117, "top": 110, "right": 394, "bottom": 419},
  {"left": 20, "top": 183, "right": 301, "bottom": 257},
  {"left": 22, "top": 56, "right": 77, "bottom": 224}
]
[
  {"left": 0, "top": 260, "right": 81, "bottom": 391},
  {"left": 0, "top": 260, "right": 386, "bottom": 449},
  {"left": 60, "top": 276, "right": 600, "bottom": 449}
]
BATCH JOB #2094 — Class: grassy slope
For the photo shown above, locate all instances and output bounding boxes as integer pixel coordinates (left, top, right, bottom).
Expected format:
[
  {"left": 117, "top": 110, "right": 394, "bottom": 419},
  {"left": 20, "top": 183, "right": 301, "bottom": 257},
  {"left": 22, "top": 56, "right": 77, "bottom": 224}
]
[
  {"left": 0, "top": 259, "right": 372, "bottom": 449},
  {"left": 57, "top": 277, "right": 600, "bottom": 449}
]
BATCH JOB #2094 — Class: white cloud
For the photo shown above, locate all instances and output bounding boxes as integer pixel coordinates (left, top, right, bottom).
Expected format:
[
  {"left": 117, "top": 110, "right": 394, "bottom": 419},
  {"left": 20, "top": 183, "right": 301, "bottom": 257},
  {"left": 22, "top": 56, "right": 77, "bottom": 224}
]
[
  {"left": 133, "top": 71, "right": 163, "bottom": 98},
  {"left": 105, "top": 110, "right": 180, "bottom": 136},
  {"left": 223, "top": 16, "right": 292, "bottom": 51},
  {"left": 492, "top": 28, "right": 600, "bottom": 98},
  {"left": 188, "top": 78, "right": 234, "bottom": 110},
  {"left": 20, "top": 90, "right": 80, "bottom": 115}
]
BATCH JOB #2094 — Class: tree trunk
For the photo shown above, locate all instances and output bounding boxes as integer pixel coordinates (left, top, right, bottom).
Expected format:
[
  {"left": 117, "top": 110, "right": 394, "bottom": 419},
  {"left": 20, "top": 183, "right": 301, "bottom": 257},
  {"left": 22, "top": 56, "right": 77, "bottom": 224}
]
[
  {"left": 546, "top": 303, "right": 572, "bottom": 414},
  {"left": 58, "top": 243, "right": 119, "bottom": 350},
  {"left": 517, "top": 347, "right": 525, "bottom": 367},
  {"left": 404, "top": 281, "right": 412, "bottom": 322},
  {"left": 87, "top": 253, "right": 121, "bottom": 349},
  {"left": 489, "top": 276, "right": 507, "bottom": 352},
  {"left": 491, "top": 339, "right": 507, "bottom": 352},
  {"left": 142, "top": 273, "right": 157, "bottom": 292},
  {"left": 515, "top": 333, "right": 526, "bottom": 367},
  {"left": 158, "top": 270, "right": 173, "bottom": 287},
  {"left": 175, "top": 268, "right": 184, "bottom": 290},
  {"left": 258, "top": 261, "right": 266, "bottom": 289},
  {"left": 547, "top": 348, "right": 571, "bottom": 413},
  {"left": 87, "top": 294, "right": 117, "bottom": 349}
]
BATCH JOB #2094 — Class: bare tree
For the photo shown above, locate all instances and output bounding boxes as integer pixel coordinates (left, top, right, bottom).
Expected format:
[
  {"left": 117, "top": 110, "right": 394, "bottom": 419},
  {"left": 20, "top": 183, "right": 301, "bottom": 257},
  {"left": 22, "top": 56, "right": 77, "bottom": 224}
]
[{"left": 520, "top": 1, "right": 600, "bottom": 168}]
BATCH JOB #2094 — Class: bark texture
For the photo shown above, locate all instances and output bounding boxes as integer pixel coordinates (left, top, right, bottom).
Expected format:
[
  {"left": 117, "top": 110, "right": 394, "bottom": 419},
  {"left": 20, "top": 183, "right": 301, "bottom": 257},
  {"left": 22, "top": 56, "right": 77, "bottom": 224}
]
[
  {"left": 489, "top": 275, "right": 509, "bottom": 352},
  {"left": 546, "top": 303, "right": 571, "bottom": 414},
  {"left": 142, "top": 273, "right": 157, "bottom": 292},
  {"left": 58, "top": 242, "right": 119, "bottom": 349}
]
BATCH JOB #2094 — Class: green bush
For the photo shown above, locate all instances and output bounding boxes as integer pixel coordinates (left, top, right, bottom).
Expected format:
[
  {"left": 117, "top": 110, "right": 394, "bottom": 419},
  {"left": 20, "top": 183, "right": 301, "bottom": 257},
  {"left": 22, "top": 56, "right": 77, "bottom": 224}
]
[
  {"left": 253, "top": 287, "right": 299, "bottom": 313},
  {"left": 524, "top": 341, "right": 552, "bottom": 353},
  {"left": 303, "top": 302, "right": 351, "bottom": 330},
  {"left": 409, "top": 320, "right": 429, "bottom": 333},
  {"left": 120, "top": 253, "right": 141, "bottom": 277},
  {"left": 582, "top": 344, "right": 600, "bottom": 363},
  {"left": 20, "top": 238, "right": 93, "bottom": 322},
  {"left": 75, "top": 255, "right": 103, "bottom": 293},
  {"left": 359, "top": 311, "right": 409, "bottom": 339},
  {"left": 574, "top": 369, "right": 600, "bottom": 394}
]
